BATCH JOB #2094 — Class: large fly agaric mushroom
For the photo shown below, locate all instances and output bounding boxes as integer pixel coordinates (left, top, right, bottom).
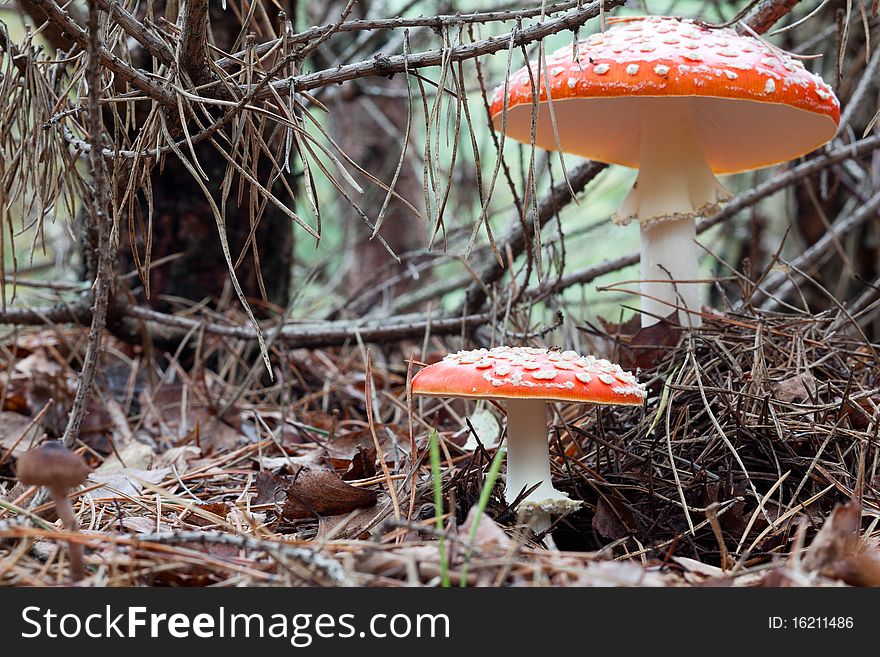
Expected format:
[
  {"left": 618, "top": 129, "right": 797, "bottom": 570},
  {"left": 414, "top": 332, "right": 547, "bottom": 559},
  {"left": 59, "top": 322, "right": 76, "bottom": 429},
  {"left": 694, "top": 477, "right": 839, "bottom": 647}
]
[
  {"left": 16, "top": 441, "right": 91, "bottom": 581},
  {"left": 411, "top": 346, "right": 645, "bottom": 532},
  {"left": 490, "top": 16, "right": 840, "bottom": 327}
]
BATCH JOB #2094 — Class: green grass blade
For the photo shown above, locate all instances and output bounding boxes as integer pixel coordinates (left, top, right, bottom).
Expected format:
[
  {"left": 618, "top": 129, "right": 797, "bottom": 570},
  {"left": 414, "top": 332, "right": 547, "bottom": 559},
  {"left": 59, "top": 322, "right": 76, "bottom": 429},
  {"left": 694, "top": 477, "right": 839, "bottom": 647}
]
[
  {"left": 429, "top": 429, "right": 450, "bottom": 587},
  {"left": 459, "top": 445, "right": 506, "bottom": 587}
]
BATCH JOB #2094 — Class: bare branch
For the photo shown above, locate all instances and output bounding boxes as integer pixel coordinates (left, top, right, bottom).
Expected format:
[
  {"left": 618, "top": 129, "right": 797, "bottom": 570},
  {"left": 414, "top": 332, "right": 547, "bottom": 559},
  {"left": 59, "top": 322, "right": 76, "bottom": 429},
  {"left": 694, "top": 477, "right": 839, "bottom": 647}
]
[
  {"left": 60, "top": 0, "right": 114, "bottom": 449},
  {"left": 25, "top": 0, "right": 177, "bottom": 106},
  {"left": 738, "top": 0, "right": 802, "bottom": 35},
  {"left": 177, "top": 0, "right": 210, "bottom": 85},
  {"left": 95, "top": 0, "right": 174, "bottom": 65},
  {"left": 263, "top": 0, "right": 627, "bottom": 97}
]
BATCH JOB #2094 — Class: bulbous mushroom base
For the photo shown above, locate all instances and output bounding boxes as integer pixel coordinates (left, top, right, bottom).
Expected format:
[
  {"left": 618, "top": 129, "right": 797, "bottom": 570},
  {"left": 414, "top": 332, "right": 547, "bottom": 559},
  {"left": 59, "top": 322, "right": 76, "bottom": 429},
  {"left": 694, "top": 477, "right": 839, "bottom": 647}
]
[
  {"left": 515, "top": 494, "right": 581, "bottom": 536},
  {"left": 517, "top": 489, "right": 582, "bottom": 534}
]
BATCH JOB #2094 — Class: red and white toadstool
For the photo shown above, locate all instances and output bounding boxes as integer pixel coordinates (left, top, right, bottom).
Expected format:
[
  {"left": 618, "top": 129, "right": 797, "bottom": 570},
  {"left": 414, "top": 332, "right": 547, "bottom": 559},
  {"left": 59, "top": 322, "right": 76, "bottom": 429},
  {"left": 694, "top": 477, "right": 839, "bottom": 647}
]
[
  {"left": 411, "top": 346, "right": 645, "bottom": 532},
  {"left": 490, "top": 15, "right": 840, "bottom": 327}
]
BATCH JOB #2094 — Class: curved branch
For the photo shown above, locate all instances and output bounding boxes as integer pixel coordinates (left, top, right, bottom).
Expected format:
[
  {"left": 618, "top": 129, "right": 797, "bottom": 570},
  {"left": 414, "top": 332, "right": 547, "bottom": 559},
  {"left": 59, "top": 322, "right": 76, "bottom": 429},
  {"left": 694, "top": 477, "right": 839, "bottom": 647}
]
[
  {"left": 25, "top": 0, "right": 176, "bottom": 106},
  {"left": 262, "top": 0, "right": 627, "bottom": 97}
]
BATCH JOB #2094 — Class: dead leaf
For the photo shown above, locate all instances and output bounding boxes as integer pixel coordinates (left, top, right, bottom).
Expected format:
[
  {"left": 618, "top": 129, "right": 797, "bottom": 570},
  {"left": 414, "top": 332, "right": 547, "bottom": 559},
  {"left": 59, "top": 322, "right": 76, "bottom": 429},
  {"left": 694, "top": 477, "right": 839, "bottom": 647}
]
[
  {"left": 142, "top": 382, "right": 244, "bottom": 452},
  {"left": 1, "top": 387, "right": 30, "bottom": 414},
  {"left": 87, "top": 467, "right": 170, "bottom": 498},
  {"left": 280, "top": 468, "right": 378, "bottom": 519},
  {"left": 571, "top": 560, "right": 673, "bottom": 587},
  {"left": 155, "top": 445, "right": 201, "bottom": 473},
  {"left": 843, "top": 395, "right": 880, "bottom": 430},
  {"left": 0, "top": 411, "right": 43, "bottom": 459},
  {"left": 803, "top": 500, "right": 861, "bottom": 572},
  {"left": 96, "top": 441, "right": 155, "bottom": 473},
  {"left": 322, "top": 425, "right": 405, "bottom": 461},
  {"left": 601, "top": 312, "right": 681, "bottom": 370},
  {"left": 457, "top": 506, "right": 511, "bottom": 549},
  {"left": 592, "top": 496, "right": 634, "bottom": 540},
  {"left": 826, "top": 551, "right": 880, "bottom": 586},
  {"left": 254, "top": 469, "right": 288, "bottom": 506},
  {"left": 340, "top": 445, "right": 377, "bottom": 481},
  {"left": 316, "top": 506, "right": 379, "bottom": 540},
  {"left": 120, "top": 517, "right": 173, "bottom": 534},
  {"left": 461, "top": 408, "right": 501, "bottom": 451},
  {"left": 257, "top": 452, "right": 323, "bottom": 471},
  {"left": 185, "top": 502, "right": 232, "bottom": 527},
  {"left": 772, "top": 372, "right": 816, "bottom": 403},
  {"left": 672, "top": 556, "right": 725, "bottom": 578}
]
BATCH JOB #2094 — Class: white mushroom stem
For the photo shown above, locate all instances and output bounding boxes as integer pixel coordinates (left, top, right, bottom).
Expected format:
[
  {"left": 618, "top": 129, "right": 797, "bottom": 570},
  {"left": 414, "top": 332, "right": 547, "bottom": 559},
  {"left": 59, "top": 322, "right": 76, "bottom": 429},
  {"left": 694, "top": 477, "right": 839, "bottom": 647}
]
[
  {"left": 614, "top": 98, "right": 731, "bottom": 328},
  {"left": 503, "top": 399, "right": 578, "bottom": 534},
  {"left": 639, "top": 218, "right": 701, "bottom": 327}
]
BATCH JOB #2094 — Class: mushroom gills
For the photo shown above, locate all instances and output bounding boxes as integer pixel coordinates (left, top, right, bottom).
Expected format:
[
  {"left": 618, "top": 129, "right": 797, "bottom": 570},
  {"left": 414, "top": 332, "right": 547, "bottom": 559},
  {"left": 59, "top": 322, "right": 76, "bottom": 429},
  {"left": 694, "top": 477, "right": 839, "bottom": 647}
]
[
  {"left": 503, "top": 399, "right": 580, "bottom": 533},
  {"left": 613, "top": 97, "right": 731, "bottom": 326}
]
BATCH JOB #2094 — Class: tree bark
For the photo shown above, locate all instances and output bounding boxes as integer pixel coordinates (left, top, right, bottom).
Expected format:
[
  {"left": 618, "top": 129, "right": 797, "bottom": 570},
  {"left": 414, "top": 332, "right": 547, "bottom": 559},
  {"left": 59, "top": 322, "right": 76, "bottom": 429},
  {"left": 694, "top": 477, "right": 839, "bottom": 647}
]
[{"left": 115, "top": 4, "right": 294, "bottom": 314}]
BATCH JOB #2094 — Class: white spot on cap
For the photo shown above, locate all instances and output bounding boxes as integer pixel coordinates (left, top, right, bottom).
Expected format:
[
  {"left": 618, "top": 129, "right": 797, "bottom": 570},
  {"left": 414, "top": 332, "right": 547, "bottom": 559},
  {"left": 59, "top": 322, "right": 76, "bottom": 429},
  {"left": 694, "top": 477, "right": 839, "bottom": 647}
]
[
  {"left": 532, "top": 370, "right": 557, "bottom": 381},
  {"left": 725, "top": 70, "right": 738, "bottom": 80},
  {"left": 522, "top": 362, "right": 540, "bottom": 370},
  {"left": 718, "top": 48, "right": 737, "bottom": 57},
  {"left": 593, "top": 63, "right": 610, "bottom": 75},
  {"left": 653, "top": 64, "right": 670, "bottom": 76},
  {"left": 575, "top": 373, "right": 592, "bottom": 384},
  {"left": 816, "top": 88, "right": 831, "bottom": 100},
  {"left": 684, "top": 52, "right": 704, "bottom": 61},
  {"left": 662, "top": 36, "right": 680, "bottom": 44},
  {"left": 551, "top": 66, "right": 564, "bottom": 76},
  {"left": 764, "top": 78, "right": 776, "bottom": 94},
  {"left": 598, "top": 374, "right": 615, "bottom": 385},
  {"left": 567, "top": 77, "right": 577, "bottom": 89},
  {"left": 475, "top": 359, "right": 492, "bottom": 368},
  {"left": 626, "top": 64, "right": 640, "bottom": 76}
]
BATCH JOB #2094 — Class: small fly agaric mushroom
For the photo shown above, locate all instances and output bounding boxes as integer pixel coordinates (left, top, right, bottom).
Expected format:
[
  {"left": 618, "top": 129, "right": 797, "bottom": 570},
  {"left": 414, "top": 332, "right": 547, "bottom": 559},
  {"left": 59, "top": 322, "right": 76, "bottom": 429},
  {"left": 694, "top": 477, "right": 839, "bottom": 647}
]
[
  {"left": 411, "top": 346, "right": 645, "bottom": 532},
  {"left": 16, "top": 441, "right": 91, "bottom": 581},
  {"left": 490, "top": 16, "right": 840, "bottom": 327}
]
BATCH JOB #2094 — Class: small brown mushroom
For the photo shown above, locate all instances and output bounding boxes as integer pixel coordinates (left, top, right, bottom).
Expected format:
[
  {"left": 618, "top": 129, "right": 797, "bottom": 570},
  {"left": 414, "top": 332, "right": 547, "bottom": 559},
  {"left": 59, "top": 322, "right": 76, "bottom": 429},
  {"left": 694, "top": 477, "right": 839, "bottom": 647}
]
[{"left": 16, "top": 441, "right": 91, "bottom": 581}]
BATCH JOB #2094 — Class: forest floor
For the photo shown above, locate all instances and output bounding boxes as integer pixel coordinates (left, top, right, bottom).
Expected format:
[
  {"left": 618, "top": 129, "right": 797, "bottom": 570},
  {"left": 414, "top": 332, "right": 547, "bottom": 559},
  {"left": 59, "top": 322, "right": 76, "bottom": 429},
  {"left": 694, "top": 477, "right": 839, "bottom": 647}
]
[{"left": 1, "top": 303, "right": 879, "bottom": 587}]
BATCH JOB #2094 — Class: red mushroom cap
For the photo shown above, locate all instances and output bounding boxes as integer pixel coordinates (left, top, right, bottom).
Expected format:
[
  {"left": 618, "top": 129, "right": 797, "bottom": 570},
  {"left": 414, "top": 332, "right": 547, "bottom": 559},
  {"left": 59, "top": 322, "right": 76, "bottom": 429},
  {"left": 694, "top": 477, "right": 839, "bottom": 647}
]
[
  {"left": 411, "top": 346, "right": 646, "bottom": 405},
  {"left": 489, "top": 16, "right": 840, "bottom": 173}
]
